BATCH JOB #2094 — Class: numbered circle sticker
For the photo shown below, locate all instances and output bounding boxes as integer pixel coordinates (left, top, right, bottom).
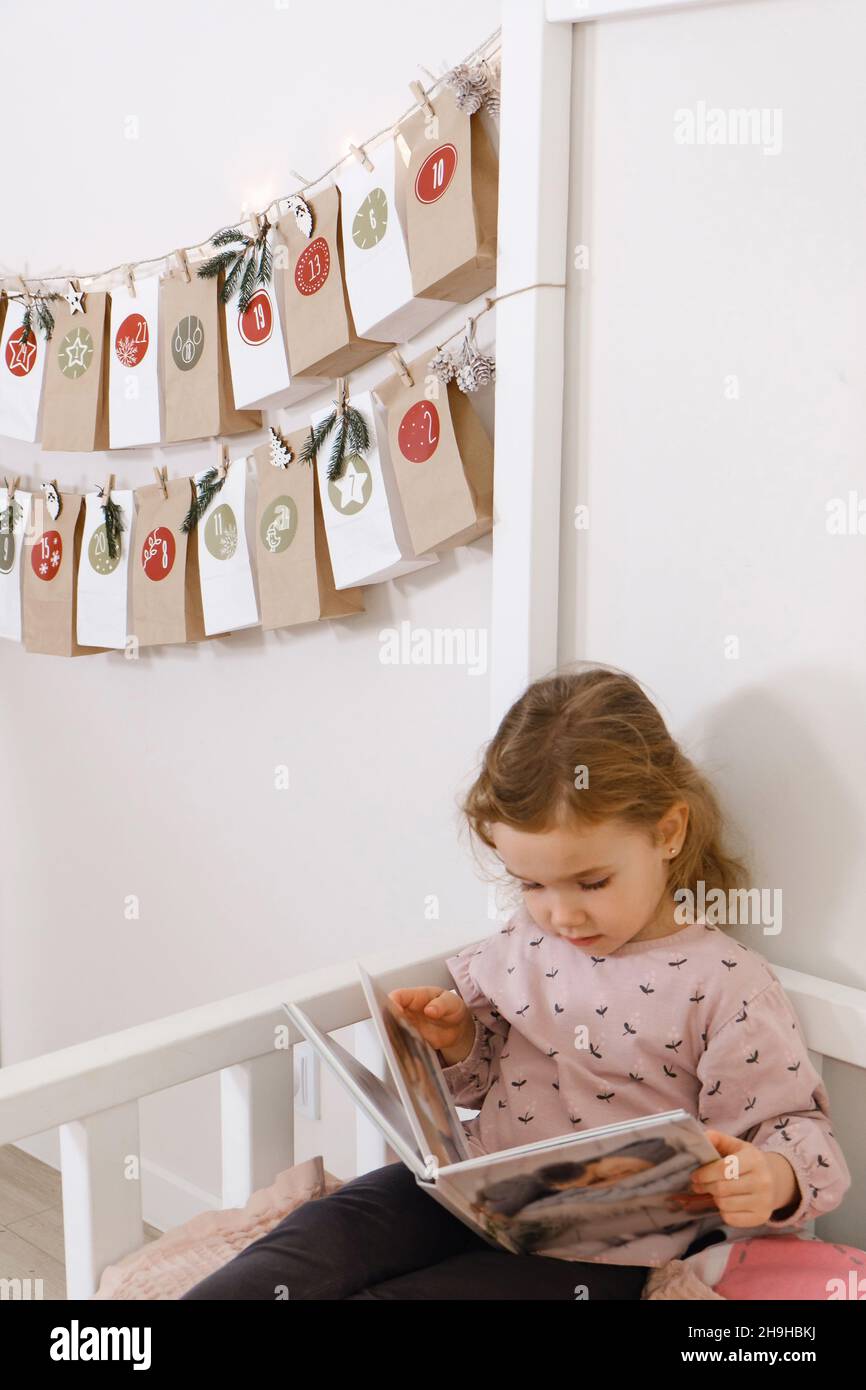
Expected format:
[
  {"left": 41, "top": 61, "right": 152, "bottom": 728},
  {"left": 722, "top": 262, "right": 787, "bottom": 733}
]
[
  {"left": 295, "top": 236, "right": 330, "bottom": 296},
  {"left": 415, "top": 144, "right": 458, "bottom": 205},
  {"left": 238, "top": 289, "right": 273, "bottom": 346},
  {"left": 171, "top": 315, "right": 205, "bottom": 372},
  {"left": 115, "top": 312, "right": 149, "bottom": 367},
  {"left": 327, "top": 454, "right": 372, "bottom": 516},
  {"left": 352, "top": 189, "right": 389, "bottom": 250},
  {"left": 398, "top": 400, "right": 440, "bottom": 463},
  {"left": 0, "top": 533, "right": 15, "bottom": 574},
  {"left": 58, "top": 326, "right": 94, "bottom": 379},
  {"left": 5, "top": 327, "right": 38, "bottom": 377},
  {"left": 204, "top": 503, "right": 238, "bottom": 560},
  {"left": 141, "top": 525, "right": 176, "bottom": 581},
  {"left": 88, "top": 523, "right": 120, "bottom": 576},
  {"left": 261, "top": 496, "right": 298, "bottom": 555},
  {"left": 31, "top": 529, "right": 62, "bottom": 581}
]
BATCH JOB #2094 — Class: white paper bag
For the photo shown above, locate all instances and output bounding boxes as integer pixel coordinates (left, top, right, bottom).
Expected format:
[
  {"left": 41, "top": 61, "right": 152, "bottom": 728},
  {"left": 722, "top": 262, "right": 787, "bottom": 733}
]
[
  {"left": 312, "top": 389, "right": 438, "bottom": 589},
  {"left": 76, "top": 490, "right": 135, "bottom": 649},
  {"left": 0, "top": 302, "right": 48, "bottom": 442},
  {"left": 223, "top": 238, "right": 292, "bottom": 408},
  {"left": 194, "top": 455, "right": 260, "bottom": 635},
  {"left": 0, "top": 488, "right": 32, "bottom": 641},
  {"left": 109, "top": 274, "right": 161, "bottom": 447},
  {"left": 337, "top": 139, "right": 454, "bottom": 342}
]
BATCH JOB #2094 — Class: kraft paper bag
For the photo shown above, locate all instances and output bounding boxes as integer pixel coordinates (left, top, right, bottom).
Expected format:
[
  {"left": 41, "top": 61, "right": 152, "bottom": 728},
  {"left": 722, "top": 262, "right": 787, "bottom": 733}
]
[
  {"left": 193, "top": 454, "right": 260, "bottom": 636},
  {"left": 253, "top": 427, "right": 365, "bottom": 630},
  {"left": 373, "top": 348, "right": 493, "bottom": 556},
  {"left": 22, "top": 491, "right": 109, "bottom": 656},
  {"left": 311, "top": 388, "right": 439, "bottom": 589},
  {"left": 0, "top": 487, "right": 32, "bottom": 641},
  {"left": 76, "top": 489, "right": 135, "bottom": 649},
  {"left": 40, "top": 292, "right": 111, "bottom": 451},
  {"left": 277, "top": 184, "right": 391, "bottom": 378},
  {"left": 130, "top": 476, "right": 211, "bottom": 647},
  {"left": 337, "top": 136, "right": 453, "bottom": 342},
  {"left": 0, "top": 300, "right": 49, "bottom": 442},
  {"left": 108, "top": 274, "right": 161, "bottom": 447},
  {"left": 398, "top": 85, "right": 498, "bottom": 303},
  {"left": 160, "top": 269, "right": 262, "bottom": 443}
]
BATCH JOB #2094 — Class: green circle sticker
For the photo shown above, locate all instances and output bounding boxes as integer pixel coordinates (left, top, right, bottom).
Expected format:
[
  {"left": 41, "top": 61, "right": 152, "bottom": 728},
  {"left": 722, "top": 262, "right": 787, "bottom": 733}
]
[
  {"left": 327, "top": 454, "right": 372, "bottom": 515},
  {"left": 204, "top": 503, "right": 238, "bottom": 560},
  {"left": 58, "top": 326, "right": 94, "bottom": 379},
  {"left": 0, "top": 532, "right": 15, "bottom": 574},
  {"left": 171, "top": 315, "right": 205, "bottom": 372},
  {"left": 261, "top": 496, "right": 297, "bottom": 555},
  {"left": 88, "top": 523, "right": 120, "bottom": 575},
  {"left": 352, "top": 188, "right": 389, "bottom": 250}
]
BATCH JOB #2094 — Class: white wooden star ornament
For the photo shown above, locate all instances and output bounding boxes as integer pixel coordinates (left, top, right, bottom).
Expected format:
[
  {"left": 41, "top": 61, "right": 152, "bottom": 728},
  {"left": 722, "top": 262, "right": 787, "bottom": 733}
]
[{"left": 65, "top": 281, "right": 86, "bottom": 315}]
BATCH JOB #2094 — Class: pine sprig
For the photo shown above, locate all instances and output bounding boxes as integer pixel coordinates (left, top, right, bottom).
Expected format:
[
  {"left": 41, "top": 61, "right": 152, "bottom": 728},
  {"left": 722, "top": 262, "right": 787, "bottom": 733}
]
[
  {"left": 181, "top": 467, "right": 226, "bottom": 533},
  {"left": 197, "top": 217, "right": 274, "bottom": 312},
  {"left": 103, "top": 496, "right": 125, "bottom": 561},
  {"left": 299, "top": 395, "right": 371, "bottom": 481},
  {"left": 19, "top": 293, "right": 60, "bottom": 346}
]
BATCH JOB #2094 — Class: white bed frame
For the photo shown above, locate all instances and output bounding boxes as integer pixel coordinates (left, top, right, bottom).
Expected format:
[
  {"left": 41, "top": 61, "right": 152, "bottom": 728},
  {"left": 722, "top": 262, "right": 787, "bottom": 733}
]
[
  {"left": 2, "top": 0, "right": 863, "bottom": 1301},
  {"left": 0, "top": 929, "right": 864, "bottom": 1298}
]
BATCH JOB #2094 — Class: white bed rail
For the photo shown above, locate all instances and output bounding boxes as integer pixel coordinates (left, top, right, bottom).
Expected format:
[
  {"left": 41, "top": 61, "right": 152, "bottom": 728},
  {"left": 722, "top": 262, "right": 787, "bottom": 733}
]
[{"left": 0, "top": 938, "right": 864, "bottom": 1299}]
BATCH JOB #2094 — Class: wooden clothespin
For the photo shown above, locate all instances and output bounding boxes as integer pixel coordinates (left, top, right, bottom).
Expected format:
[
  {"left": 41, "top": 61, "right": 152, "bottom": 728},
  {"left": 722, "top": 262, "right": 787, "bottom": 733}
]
[
  {"left": 218, "top": 442, "right": 230, "bottom": 481},
  {"left": 99, "top": 472, "right": 114, "bottom": 503},
  {"left": 126, "top": 266, "right": 137, "bottom": 299},
  {"left": 175, "top": 249, "right": 191, "bottom": 283},
  {"left": 409, "top": 80, "right": 435, "bottom": 120},
  {"left": 348, "top": 143, "right": 374, "bottom": 173},
  {"left": 153, "top": 465, "right": 169, "bottom": 500},
  {"left": 335, "top": 376, "right": 348, "bottom": 417},
  {"left": 389, "top": 350, "right": 414, "bottom": 388}
]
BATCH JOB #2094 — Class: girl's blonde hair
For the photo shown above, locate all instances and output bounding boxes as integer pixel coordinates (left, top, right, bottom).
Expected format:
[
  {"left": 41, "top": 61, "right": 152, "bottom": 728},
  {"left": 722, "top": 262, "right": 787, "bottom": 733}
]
[{"left": 459, "top": 662, "right": 750, "bottom": 905}]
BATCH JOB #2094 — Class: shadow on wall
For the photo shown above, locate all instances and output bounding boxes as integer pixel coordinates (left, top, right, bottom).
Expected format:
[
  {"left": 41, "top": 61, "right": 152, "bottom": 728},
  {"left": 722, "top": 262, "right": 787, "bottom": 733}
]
[{"left": 681, "top": 666, "right": 863, "bottom": 987}]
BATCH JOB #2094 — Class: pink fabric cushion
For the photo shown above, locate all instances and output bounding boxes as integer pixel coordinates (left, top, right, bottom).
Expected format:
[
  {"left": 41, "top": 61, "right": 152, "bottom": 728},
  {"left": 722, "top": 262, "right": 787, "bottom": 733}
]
[
  {"left": 91, "top": 1154, "right": 345, "bottom": 1300},
  {"left": 643, "top": 1232, "right": 866, "bottom": 1300}
]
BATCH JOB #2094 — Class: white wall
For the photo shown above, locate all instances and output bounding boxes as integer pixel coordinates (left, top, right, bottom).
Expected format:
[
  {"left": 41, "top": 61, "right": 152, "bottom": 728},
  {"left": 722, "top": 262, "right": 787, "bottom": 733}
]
[
  {"left": 561, "top": 0, "right": 866, "bottom": 1243},
  {"left": 0, "top": 0, "right": 501, "bottom": 1216}
]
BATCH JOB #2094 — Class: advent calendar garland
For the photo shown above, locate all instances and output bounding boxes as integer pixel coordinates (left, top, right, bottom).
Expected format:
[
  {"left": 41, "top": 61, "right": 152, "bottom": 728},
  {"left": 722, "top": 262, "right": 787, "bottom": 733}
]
[{"left": 0, "top": 32, "right": 529, "bottom": 656}]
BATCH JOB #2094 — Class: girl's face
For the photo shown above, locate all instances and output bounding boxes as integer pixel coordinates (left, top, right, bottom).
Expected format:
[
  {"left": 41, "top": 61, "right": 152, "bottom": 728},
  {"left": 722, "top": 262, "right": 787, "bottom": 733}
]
[{"left": 490, "top": 810, "right": 688, "bottom": 953}]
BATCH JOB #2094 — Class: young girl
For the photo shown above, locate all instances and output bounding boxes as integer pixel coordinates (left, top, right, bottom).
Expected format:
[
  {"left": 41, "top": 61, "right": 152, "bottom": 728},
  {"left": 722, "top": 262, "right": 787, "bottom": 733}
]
[{"left": 182, "top": 664, "right": 851, "bottom": 1300}]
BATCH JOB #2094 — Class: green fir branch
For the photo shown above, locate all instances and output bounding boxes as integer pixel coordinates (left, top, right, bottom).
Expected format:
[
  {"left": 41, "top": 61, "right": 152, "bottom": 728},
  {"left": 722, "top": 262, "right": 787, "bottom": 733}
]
[
  {"left": 103, "top": 497, "right": 125, "bottom": 561},
  {"left": 236, "top": 255, "right": 259, "bottom": 314},
  {"left": 196, "top": 249, "right": 238, "bottom": 280},
  {"left": 299, "top": 412, "right": 337, "bottom": 464},
  {"left": 181, "top": 468, "right": 225, "bottom": 533},
  {"left": 328, "top": 412, "right": 349, "bottom": 482}
]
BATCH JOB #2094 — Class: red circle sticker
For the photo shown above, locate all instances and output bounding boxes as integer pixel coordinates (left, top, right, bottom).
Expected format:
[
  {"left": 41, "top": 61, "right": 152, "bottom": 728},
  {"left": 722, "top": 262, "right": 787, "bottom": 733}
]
[
  {"left": 5, "top": 327, "right": 38, "bottom": 377},
  {"left": 115, "top": 312, "right": 149, "bottom": 366},
  {"left": 141, "top": 526, "right": 176, "bottom": 581},
  {"left": 295, "top": 237, "right": 331, "bottom": 297},
  {"left": 415, "top": 144, "right": 458, "bottom": 204},
  {"left": 398, "top": 400, "right": 440, "bottom": 463},
  {"left": 238, "top": 289, "right": 273, "bottom": 345},
  {"left": 31, "top": 529, "right": 62, "bottom": 581}
]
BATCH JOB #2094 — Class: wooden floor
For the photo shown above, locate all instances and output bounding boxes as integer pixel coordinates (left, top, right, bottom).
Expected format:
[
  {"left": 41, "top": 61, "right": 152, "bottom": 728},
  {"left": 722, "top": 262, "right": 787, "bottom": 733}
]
[{"left": 0, "top": 1145, "right": 161, "bottom": 1300}]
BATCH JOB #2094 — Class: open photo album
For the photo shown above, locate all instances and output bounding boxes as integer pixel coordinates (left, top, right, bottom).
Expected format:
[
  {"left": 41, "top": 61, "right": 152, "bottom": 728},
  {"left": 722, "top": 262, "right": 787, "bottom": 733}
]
[{"left": 282, "top": 963, "right": 727, "bottom": 1260}]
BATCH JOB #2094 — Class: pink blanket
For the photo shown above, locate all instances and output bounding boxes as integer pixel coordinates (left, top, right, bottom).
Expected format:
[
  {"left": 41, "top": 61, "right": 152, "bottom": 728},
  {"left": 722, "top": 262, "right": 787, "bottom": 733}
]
[{"left": 91, "top": 1156, "right": 862, "bottom": 1300}]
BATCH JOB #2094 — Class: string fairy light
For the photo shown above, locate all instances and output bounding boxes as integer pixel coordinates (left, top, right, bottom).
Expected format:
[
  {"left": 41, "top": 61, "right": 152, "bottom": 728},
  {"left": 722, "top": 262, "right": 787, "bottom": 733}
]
[{"left": 0, "top": 26, "right": 502, "bottom": 301}]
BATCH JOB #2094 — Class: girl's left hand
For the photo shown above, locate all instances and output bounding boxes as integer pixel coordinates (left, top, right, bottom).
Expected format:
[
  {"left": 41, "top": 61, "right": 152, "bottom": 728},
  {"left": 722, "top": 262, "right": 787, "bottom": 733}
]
[{"left": 689, "top": 1129, "right": 799, "bottom": 1227}]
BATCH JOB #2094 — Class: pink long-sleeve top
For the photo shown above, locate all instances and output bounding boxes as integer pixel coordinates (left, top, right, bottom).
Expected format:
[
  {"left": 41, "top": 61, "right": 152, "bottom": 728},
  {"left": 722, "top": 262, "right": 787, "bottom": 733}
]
[{"left": 440, "top": 903, "right": 851, "bottom": 1267}]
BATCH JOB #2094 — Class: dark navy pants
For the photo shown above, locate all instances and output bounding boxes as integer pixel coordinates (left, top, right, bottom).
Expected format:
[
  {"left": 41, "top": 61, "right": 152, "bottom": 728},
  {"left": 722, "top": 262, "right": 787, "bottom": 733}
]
[{"left": 180, "top": 1160, "right": 722, "bottom": 1301}]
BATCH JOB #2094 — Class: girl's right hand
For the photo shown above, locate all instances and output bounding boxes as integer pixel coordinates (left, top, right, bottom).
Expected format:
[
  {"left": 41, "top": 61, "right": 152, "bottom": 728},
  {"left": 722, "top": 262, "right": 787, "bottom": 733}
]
[{"left": 388, "top": 986, "right": 477, "bottom": 1065}]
